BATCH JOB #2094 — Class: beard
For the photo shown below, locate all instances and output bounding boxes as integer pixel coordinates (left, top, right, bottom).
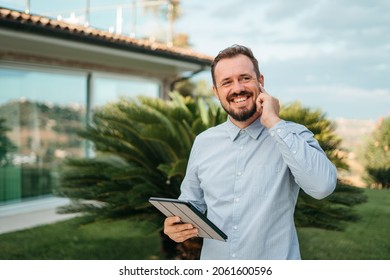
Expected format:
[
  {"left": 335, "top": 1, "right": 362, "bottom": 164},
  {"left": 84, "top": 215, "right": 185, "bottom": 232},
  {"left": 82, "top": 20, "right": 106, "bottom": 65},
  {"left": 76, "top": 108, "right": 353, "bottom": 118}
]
[{"left": 220, "top": 91, "right": 257, "bottom": 122}]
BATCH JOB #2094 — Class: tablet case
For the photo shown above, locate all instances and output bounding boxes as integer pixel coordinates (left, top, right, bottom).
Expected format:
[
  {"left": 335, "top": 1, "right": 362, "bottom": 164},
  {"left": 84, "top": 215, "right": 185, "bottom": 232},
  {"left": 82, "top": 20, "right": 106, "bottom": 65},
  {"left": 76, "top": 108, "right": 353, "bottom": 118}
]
[{"left": 149, "top": 197, "right": 228, "bottom": 241}]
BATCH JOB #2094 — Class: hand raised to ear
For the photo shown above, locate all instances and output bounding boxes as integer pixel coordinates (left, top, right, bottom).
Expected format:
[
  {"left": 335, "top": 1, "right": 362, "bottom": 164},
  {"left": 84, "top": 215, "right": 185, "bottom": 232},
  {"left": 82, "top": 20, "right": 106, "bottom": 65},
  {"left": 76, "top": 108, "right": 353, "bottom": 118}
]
[{"left": 256, "top": 85, "right": 281, "bottom": 129}]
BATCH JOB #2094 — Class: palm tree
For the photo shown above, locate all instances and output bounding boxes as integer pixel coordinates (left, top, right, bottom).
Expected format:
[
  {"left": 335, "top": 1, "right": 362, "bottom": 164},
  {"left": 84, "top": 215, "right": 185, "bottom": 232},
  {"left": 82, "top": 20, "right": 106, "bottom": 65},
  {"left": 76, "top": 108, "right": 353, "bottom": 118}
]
[
  {"left": 280, "top": 101, "right": 347, "bottom": 170},
  {"left": 281, "top": 101, "right": 367, "bottom": 230},
  {"left": 59, "top": 92, "right": 225, "bottom": 259},
  {"left": 59, "top": 95, "right": 366, "bottom": 259}
]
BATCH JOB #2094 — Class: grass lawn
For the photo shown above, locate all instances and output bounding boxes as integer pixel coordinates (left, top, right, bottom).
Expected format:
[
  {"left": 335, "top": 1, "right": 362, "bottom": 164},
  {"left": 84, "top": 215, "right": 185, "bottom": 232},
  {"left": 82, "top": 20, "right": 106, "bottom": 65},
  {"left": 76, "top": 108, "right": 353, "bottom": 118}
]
[
  {"left": 298, "top": 188, "right": 390, "bottom": 259},
  {"left": 0, "top": 188, "right": 389, "bottom": 260},
  {"left": 0, "top": 217, "right": 162, "bottom": 260}
]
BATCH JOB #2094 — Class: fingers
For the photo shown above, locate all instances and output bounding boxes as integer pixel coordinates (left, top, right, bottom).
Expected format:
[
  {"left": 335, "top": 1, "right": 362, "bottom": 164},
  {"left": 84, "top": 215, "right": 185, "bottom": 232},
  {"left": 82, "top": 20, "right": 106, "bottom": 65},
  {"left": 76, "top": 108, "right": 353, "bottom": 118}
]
[
  {"left": 256, "top": 85, "right": 268, "bottom": 113},
  {"left": 258, "top": 83, "right": 266, "bottom": 94},
  {"left": 256, "top": 93, "right": 263, "bottom": 113},
  {"left": 255, "top": 85, "right": 281, "bottom": 128},
  {"left": 164, "top": 216, "right": 181, "bottom": 226},
  {"left": 256, "top": 84, "right": 269, "bottom": 108},
  {"left": 164, "top": 216, "right": 199, "bottom": 243}
]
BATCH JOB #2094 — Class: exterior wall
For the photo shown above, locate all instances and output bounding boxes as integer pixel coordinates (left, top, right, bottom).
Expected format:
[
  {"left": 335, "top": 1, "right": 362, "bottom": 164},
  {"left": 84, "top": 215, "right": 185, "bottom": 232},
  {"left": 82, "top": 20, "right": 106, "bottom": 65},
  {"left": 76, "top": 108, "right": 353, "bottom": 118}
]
[
  {"left": 0, "top": 63, "right": 161, "bottom": 204},
  {"left": 0, "top": 6, "right": 211, "bottom": 208}
]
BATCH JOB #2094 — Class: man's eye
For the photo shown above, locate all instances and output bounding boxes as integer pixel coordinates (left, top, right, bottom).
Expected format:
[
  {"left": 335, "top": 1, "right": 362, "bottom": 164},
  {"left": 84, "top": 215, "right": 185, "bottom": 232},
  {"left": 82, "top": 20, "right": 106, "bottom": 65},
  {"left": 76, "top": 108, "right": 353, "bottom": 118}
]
[
  {"left": 242, "top": 76, "right": 252, "bottom": 82},
  {"left": 221, "top": 81, "right": 232, "bottom": 87}
]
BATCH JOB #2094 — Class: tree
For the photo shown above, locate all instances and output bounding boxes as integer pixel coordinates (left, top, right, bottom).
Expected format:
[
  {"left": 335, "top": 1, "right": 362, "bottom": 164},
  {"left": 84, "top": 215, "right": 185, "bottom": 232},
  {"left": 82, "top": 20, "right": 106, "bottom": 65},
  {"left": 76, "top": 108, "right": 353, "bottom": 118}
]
[
  {"left": 361, "top": 117, "right": 390, "bottom": 189},
  {"left": 59, "top": 96, "right": 366, "bottom": 259},
  {"left": 280, "top": 101, "right": 347, "bottom": 170},
  {"left": 173, "top": 79, "right": 214, "bottom": 98},
  {"left": 141, "top": 0, "right": 182, "bottom": 46},
  {"left": 59, "top": 92, "right": 225, "bottom": 259},
  {"left": 280, "top": 102, "right": 367, "bottom": 230},
  {"left": 0, "top": 118, "right": 17, "bottom": 167}
]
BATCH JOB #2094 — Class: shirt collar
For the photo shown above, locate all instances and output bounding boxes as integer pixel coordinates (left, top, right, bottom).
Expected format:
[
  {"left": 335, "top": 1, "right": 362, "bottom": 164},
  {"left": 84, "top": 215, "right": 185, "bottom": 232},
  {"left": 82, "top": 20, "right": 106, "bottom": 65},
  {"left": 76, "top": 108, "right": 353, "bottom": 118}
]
[{"left": 225, "top": 117, "right": 266, "bottom": 141}]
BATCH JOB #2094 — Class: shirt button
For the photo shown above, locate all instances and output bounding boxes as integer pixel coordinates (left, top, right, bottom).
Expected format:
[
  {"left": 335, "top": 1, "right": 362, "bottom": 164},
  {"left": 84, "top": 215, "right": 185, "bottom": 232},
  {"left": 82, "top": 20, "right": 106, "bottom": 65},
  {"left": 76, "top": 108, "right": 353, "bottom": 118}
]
[
  {"left": 233, "top": 225, "right": 238, "bottom": 230},
  {"left": 277, "top": 129, "right": 282, "bottom": 133},
  {"left": 237, "top": 172, "right": 242, "bottom": 176},
  {"left": 234, "top": 198, "right": 240, "bottom": 203},
  {"left": 240, "top": 146, "right": 243, "bottom": 150},
  {"left": 293, "top": 150, "right": 297, "bottom": 154},
  {"left": 232, "top": 253, "right": 236, "bottom": 258},
  {"left": 270, "top": 132, "right": 275, "bottom": 137}
]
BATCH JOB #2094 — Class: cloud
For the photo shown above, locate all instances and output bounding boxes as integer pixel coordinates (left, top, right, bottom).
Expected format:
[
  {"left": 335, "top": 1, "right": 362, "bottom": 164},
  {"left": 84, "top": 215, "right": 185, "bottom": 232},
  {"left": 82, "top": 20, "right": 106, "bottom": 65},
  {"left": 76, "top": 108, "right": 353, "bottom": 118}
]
[
  {"left": 284, "top": 84, "right": 390, "bottom": 101},
  {"left": 264, "top": 0, "right": 318, "bottom": 22},
  {"left": 196, "top": 0, "right": 390, "bottom": 59},
  {"left": 271, "top": 84, "right": 390, "bottom": 120},
  {"left": 301, "top": 0, "right": 390, "bottom": 30},
  {"left": 177, "top": 0, "right": 390, "bottom": 120}
]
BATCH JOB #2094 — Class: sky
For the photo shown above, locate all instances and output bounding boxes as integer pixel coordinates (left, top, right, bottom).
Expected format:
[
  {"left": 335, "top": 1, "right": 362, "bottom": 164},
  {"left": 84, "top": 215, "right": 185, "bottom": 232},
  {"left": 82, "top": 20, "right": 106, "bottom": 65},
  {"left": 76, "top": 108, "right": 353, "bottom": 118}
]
[
  {"left": 174, "top": 0, "right": 390, "bottom": 121},
  {"left": 0, "top": 0, "right": 389, "bottom": 121}
]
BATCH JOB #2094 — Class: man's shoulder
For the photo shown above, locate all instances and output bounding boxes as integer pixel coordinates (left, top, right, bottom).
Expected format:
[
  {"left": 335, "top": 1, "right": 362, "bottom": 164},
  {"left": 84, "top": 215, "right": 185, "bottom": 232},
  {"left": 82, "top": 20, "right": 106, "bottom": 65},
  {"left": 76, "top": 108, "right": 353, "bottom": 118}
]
[
  {"left": 274, "top": 120, "right": 312, "bottom": 132},
  {"left": 198, "top": 121, "right": 227, "bottom": 136},
  {"left": 193, "top": 122, "right": 228, "bottom": 144}
]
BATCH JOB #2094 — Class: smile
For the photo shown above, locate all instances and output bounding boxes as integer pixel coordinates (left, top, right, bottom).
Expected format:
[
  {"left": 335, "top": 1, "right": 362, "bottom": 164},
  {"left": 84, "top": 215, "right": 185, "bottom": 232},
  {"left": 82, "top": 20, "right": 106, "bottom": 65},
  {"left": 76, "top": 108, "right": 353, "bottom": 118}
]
[
  {"left": 228, "top": 92, "right": 252, "bottom": 104},
  {"left": 234, "top": 96, "right": 249, "bottom": 103}
]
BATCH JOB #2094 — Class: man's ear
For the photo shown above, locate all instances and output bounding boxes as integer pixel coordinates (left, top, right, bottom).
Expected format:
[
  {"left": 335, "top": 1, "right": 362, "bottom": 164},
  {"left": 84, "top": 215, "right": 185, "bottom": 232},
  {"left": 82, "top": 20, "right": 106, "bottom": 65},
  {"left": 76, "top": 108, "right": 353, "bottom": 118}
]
[{"left": 258, "top": 74, "right": 265, "bottom": 87}]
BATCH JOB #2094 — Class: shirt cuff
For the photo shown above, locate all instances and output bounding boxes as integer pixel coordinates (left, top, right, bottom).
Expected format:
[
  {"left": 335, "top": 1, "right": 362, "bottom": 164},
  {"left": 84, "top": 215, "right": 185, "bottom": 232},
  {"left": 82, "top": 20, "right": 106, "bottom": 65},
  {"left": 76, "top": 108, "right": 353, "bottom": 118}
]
[
  {"left": 268, "top": 120, "right": 289, "bottom": 139},
  {"left": 268, "top": 120, "right": 299, "bottom": 154}
]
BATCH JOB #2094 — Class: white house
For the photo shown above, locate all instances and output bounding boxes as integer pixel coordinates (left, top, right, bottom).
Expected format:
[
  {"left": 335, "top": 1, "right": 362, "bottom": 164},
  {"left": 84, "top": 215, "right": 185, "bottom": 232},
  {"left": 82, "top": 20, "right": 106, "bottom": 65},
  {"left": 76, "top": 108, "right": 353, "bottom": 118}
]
[{"left": 0, "top": 6, "right": 212, "bottom": 209}]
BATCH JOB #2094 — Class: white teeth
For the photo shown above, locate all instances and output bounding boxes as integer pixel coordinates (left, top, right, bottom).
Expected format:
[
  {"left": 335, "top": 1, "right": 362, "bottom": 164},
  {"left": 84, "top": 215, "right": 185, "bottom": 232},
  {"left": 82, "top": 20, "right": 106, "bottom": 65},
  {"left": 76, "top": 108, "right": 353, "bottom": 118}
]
[{"left": 234, "top": 97, "right": 247, "bottom": 103}]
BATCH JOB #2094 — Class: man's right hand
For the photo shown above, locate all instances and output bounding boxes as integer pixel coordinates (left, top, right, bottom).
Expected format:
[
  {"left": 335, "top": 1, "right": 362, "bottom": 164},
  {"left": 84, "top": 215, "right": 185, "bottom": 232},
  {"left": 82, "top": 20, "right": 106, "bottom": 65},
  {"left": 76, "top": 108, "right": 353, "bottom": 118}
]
[{"left": 163, "top": 216, "right": 199, "bottom": 243}]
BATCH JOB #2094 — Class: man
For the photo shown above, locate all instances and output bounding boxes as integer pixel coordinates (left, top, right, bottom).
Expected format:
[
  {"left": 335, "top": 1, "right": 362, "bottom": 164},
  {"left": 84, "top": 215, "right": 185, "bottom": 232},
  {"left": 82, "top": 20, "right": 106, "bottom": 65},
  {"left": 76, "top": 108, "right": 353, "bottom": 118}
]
[{"left": 164, "top": 44, "right": 337, "bottom": 259}]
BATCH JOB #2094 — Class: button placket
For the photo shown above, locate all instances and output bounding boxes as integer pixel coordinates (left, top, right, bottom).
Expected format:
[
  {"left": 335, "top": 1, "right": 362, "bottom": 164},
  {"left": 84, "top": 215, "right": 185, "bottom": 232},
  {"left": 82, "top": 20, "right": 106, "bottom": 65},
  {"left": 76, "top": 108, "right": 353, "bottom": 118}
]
[{"left": 231, "top": 131, "right": 246, "bottom": 260}]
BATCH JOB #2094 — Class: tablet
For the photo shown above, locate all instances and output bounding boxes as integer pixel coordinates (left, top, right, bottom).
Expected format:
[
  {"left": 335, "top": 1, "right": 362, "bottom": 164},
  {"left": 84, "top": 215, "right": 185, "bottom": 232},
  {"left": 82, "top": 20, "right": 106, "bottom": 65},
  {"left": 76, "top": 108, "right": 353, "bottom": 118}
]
[{"left": 149, "top": 197, "right": 228, "bottom": 242}]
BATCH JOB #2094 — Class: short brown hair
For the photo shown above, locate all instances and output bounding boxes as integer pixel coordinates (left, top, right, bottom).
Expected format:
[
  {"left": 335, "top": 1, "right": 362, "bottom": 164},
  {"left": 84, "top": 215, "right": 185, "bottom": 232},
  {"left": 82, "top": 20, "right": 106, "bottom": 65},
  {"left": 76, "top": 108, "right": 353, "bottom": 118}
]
[{"left": 211, "top": 44, "right": 261, "bottom": 86}]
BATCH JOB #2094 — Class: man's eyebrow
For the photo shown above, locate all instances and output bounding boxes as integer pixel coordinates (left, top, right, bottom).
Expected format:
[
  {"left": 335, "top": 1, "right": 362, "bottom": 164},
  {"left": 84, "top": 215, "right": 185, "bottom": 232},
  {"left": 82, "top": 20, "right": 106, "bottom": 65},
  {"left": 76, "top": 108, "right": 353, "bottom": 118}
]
[
  {"left": 217, "top": 77, "right": 232, "bottom": 85},
  {"left": 219, "top": 77, "right": 231, "bottom": 82},
  {"left": 240, "top": 73, "right": 254, "bottom": 77},
  {"left": 218, "top": 72, "right": 255, "bottom": 83},
  {"left": 220, "top": 73, "right": 250, "bottom": 80}
]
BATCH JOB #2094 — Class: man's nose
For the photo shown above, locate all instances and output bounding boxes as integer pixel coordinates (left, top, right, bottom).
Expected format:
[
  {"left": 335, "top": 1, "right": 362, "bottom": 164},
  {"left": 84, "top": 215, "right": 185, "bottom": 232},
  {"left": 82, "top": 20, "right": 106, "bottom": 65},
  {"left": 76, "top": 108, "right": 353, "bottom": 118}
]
[{"left": 231, "top": 79, "right": 245, "bottom": 93}]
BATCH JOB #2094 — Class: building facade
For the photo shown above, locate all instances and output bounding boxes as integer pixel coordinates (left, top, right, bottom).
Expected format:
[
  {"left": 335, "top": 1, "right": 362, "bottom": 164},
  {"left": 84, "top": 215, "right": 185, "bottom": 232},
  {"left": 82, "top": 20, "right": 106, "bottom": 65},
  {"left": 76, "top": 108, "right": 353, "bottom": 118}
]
[{"left": 0, "top": 7, "right": 212, "bottom": 205}]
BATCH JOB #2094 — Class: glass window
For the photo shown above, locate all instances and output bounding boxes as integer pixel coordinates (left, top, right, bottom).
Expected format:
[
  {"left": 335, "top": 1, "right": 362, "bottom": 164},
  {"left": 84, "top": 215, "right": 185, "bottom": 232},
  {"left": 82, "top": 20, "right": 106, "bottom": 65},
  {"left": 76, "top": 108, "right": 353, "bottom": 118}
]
[
  {"left": 92, "top": 74, "right": 159, "bottom": 108},
  {"left": 0, "top": 67, "right": 86, "bottom": 203},
  {"left": 0, "top": 67, "right": 160, "bottom": 204}
]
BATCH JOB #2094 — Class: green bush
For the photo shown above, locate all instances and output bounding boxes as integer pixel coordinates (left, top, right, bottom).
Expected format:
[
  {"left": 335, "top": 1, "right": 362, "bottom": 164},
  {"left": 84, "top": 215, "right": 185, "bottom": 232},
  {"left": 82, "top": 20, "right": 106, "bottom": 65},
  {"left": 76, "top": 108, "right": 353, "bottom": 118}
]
[{"left": 58, "top": 94, "right": 366, "bottom": 258}]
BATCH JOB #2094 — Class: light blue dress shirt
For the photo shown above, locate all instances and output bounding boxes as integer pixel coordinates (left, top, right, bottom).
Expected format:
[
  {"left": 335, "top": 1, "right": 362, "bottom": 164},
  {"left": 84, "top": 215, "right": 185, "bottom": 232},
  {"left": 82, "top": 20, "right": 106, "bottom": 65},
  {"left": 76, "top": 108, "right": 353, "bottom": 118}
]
[{"left": 178, "top": 118, "right": 337, "bottom": 260}]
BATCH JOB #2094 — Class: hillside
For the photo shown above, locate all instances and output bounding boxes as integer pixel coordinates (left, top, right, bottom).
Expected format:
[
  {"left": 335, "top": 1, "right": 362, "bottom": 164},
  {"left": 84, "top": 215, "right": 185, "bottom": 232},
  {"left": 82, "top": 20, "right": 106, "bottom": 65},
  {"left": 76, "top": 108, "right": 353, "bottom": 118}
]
[
  {"left": 334, "top": 118, "right": 377, "bottom": 187},
  {"left": 334, "top": 118, "right": 377, "bottom": 151},
  {"left": 0, "top": 99, "right": 85, "bottom": 164}
]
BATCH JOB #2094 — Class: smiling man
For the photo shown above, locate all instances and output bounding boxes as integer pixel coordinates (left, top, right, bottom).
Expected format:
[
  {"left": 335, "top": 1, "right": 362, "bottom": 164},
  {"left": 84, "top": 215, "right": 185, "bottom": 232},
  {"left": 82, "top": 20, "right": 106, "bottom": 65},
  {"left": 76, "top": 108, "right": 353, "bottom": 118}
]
[{"left": 164, "top": 44, "right": 337, "bottom": 260}]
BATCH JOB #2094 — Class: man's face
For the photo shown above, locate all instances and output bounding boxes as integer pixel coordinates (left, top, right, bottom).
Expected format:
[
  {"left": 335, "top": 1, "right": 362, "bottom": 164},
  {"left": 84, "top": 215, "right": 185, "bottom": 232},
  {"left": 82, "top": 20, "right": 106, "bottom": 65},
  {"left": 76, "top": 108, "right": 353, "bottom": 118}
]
[{"left": 213, "top": 54, "right": 264, "bottom": 124}]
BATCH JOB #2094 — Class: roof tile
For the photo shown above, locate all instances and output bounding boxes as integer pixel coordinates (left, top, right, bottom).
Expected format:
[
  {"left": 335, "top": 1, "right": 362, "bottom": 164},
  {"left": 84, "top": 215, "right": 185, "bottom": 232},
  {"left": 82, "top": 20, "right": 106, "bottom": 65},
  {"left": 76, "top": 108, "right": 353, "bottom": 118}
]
[{"left": 0, "top": 7, "right": 213, "bottom": 63}]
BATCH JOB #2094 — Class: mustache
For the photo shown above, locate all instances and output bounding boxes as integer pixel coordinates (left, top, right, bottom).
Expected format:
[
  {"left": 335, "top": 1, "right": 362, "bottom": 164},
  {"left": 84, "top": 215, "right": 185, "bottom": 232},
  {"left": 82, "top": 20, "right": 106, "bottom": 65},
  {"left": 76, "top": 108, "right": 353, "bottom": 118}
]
[{"left": 227, "top": 90, "right": 253, "bottom": 101}]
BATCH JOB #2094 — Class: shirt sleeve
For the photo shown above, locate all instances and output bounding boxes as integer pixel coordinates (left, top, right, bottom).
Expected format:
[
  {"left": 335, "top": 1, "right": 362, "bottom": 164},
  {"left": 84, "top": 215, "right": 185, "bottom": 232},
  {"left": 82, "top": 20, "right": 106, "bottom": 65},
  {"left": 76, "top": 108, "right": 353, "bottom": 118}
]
[
  {"left": 178, "top": 137, "right": 207, "bottom": 213},
  {"left": 268, "top": 120, "right": 337, "bottom": 199}
]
